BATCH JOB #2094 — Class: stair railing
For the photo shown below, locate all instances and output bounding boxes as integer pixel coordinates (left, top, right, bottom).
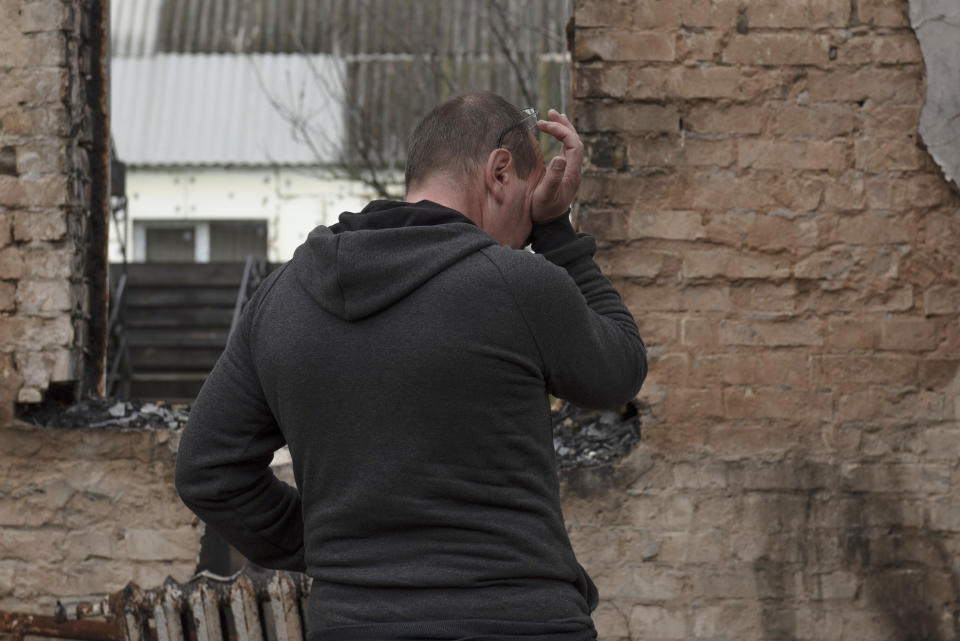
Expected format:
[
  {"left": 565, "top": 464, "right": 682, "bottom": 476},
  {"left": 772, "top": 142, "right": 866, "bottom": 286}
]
[
  {"left": 106, "top": 273, "right": 134, "bottom": 398},
  {"left": 229, "top": 256, "right": 268, "bottom": 342}
]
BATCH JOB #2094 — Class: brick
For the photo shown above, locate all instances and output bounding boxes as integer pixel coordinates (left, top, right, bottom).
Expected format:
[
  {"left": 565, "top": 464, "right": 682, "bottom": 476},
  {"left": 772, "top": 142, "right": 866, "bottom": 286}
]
[
  {"left": 694, "top": 171, "right": 827, "bottom": 212},
  {"left": 866, "top": 173, "right": 948, "bottom": 210},
  {"left": 861, "top": 104, "right": 922, "bottom": 139},
  {"left": 725, "top": 387, "right": 828, "bottom": 420},
  {"left": 753, "top": 210, "right": 815, "bottom": 253},
  {"left": 591, "top": 603, "right": 629, "bottom": 640},
  {"left": 679, "top": 0, "right": 739, "bottom": 27},
  {"left": 858, "top": 0, "right": 911, "bottom": 27},
  {"left": 0, "top": 175, "right": 68, "bottom": 207},
  {"left": 719, "top": 319, "right": 823, "bottom": 346},
  {"left": 624, "top": 66, "right": 785, "bottom": 101},
  {"left": 808, "top": 69, "right": 923, "bottom": 104},
  {"left": 746, "top": 0, "right": 851, "bottom": 27},
  {"left": 826, "top": 318, "right": 882, "bottom": 349},
  {"left": 576, "top": 208, "right": 629, "bottom": 240},
  {"left": 723, "top": 34, "right": 831, "bottom": 66},
  {"left": 794, "top": 246, "right": 856, "bottom": 280},
  {"left": 879, "top": 319, "right": 939, "bottom": 352},
  {"left": 922, "top": 426, "right": 960, "bottom": 461},
  {"left": 12, "top": 210, "right": 67, "bottom": 241},
  {"left": 685, "top": 104, "right": 766, "bottom": 135},
  {"left": 627, "top": 137, "right": 735, "bottom": 168},
  {"left": 0, "top": 68, "right": 66, "bottom": 107},
  {"left": 599, "top": 564, "right": 686, "bottom": 600},
  {"left": 0, "top": 282, "right": 15, "bottom": 311},
  {"left": 919, "top": 360, "right": 959, "bottom": 389},
  {"left": 693, "top": 605, "right": 759, "bottom": 638},
  {"left": 629, "top": 605, "right": 687, "bottom": 638},
  {"left": 924, "top": 286, "right": 960, "bottom": 316},
  {"left": 0, "top": 31, "right": 64, "bottom": 67},
  {"left": 16, "top": 141, "right": 67, "bottom": 176},
  {"left": 838, "top": 388, "right": 944, "bottom": 423},
  {"left": 120, "top": 527, "right": 198, "bottom": 562},
  {"left": 817, "top": 354, "right": 918, "bottom": 385},
  {"left": 829, "top": 212, "right": 910, "bottom": 245},
  {"left": 713, "top": 211, "right": 818, "bottom": 251},
  {"left": 576, "top": 30, "right": 676, "bottom": 62},
  {"left": 683, "top": 248, "right": 791, "bottom": 280},
  {"left": 721, "top": 351, "right": 811, "bottom": 387},
  {"left": 574, "top": 64, "right": 629, "bottom": 99},
  {"left": 628, "top": 210, "right": 704, "bottom": 240},
  {"left": 575, "top": 0, "right": 679, "bottom": 29},
  {"left": 841, "top": 462, "right": 950, "bottom": 493},
  {"left": 0, "top": 246, "right": 25, "bottom": 279},
  {"left": 681, "top": 316, "right": 713, "bottom": 346},
  {"left": 596, "top": 247, "right": 678, "bottom": 278},
  {"left": 0, "top": 212, "right": 10, "bottom": 247},
  {"left": 577, "top": 103, "right": 679, "bottom": 133},
  {"left": 20, "top": 246, "right": 74, "bottom": 279},
  {"left": 15, "top": 279, "right": 72, "bottom": 314},
  {"left": 625, "top": 283, "right": 731, "bottom": 312},
  {"left": 21, "top": 0, "right": 68, "bottom": 33},
  {"left": 676, "top": 30, "right": 723, "bottom": 62},
  {"left": 772, "top": 104, "right": 857, "bottom": 139},
  {"left": 838, "top": 33, "right": 923, "bottom": 65},
  {"left": 855, "top": 138, "right": 928, "bottom": 173},
  {"left": 738, "top": 140, "right": 849, "bottom": 171},
  {"left": 823, "top": 170, "right": 866, "bottom": 211},
  {"left": 636, "top": 313, "right": 679, "bottom": 345},
  {"left": 731, "top": 281, "right": 802, "bottom": 315},
  {"left": 0, "top": 315, "right": 73, "bottom": 349},
  {"left": 665, "top": 386, "right": 724, "bottom": 418},
  {"left": 584, "top": 134, "right": 625, "bottom": 170},
  {"left": 648, "top": 351, "right": 688, "bottom": 385}
]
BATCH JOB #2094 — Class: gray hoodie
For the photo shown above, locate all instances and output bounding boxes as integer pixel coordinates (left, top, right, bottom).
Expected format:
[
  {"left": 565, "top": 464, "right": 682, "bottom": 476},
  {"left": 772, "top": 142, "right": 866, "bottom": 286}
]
[{"left": 175, "top": 200, "right": 646, "bottom": 641}]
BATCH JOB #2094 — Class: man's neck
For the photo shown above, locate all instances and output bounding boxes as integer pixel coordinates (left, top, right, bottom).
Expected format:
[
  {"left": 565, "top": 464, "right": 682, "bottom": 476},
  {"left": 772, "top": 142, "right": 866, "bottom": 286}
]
[{"left": 406, "top": 179, "right": 483, "bottom": 227}]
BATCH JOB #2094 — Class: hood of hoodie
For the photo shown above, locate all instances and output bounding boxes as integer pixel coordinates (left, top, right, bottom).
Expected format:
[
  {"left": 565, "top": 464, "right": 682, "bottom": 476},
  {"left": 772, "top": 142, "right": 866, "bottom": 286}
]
[{"left": 290, "top": 200, "right": 497, "bottom": 321}]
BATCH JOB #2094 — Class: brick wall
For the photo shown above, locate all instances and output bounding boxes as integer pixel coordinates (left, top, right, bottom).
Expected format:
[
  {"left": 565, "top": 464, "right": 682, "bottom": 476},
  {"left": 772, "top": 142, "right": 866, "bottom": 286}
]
[
  {"left": 0, "top": 0, "right": 108, "bottom": 419},
  {"left": 566, "top": 0, "right": 960, "bottom": 639},
  {"left": 0, "top": 425, "right": 197, "bottom": 611}
]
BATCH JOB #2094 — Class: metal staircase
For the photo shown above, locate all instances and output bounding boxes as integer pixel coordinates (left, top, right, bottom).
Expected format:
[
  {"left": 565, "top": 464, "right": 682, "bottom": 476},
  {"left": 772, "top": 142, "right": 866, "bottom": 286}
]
[{"left": 107, "top": 258, "right": 271, "bottom": 402}]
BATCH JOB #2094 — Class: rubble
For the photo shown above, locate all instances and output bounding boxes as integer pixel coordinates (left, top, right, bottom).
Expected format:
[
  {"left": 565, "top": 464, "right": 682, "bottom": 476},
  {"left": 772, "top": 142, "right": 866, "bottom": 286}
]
[
  {"left": 551, "top": 399, "right": 644, "bottom": 471},
  {"left": 19, "top": 397, "right": 190, "bottom": 430},
  {"left": 19, "top": 395, "right": 644, "bottom": 470}
]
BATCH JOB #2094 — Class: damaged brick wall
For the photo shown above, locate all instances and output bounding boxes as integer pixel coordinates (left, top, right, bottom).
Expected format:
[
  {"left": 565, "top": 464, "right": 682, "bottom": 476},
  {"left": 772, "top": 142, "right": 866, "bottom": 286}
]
[
  {"left": 0, "top": 0, "right": 109, "bottom": 420},
  {"left": 0, "top": 424, "right": 197, "bottom": 612},
  {"left": 568, "top": 0, "right": 960, "bottom": 639}
]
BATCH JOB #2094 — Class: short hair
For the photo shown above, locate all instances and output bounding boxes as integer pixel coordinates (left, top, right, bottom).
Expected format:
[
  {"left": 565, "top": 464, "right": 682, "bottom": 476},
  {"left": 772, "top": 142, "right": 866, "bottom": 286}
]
[{"left": 405, "top": 92, "right": 539, "bottom": 192}]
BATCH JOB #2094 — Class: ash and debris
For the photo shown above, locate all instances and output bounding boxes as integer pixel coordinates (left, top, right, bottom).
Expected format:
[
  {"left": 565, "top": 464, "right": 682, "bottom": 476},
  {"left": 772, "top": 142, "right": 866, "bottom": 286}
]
[
  {"left": 21, "top": 396, "right": 644, "bottom": 469},
  {"left": 20, "top": 397, "right": 190, "bottom": 430},
  {"left": 551, "top": 398, "right": 644, "bottom": 471}
]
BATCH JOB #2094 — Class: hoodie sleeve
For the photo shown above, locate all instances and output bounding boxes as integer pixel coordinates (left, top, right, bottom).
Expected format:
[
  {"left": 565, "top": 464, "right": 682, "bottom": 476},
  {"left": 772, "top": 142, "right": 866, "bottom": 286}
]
[
  {"left": 510, "top": 212, "right": 647, "bottom": 408},
  {"left": 175, "top": 316, "right": 305, "bottom": 572}
]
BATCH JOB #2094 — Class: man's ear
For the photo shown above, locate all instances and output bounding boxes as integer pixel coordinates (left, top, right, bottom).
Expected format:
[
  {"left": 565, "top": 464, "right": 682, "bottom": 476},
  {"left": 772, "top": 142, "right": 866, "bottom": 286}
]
[{"left": 484, "top": 148, "right": 514, "bottom": 203}]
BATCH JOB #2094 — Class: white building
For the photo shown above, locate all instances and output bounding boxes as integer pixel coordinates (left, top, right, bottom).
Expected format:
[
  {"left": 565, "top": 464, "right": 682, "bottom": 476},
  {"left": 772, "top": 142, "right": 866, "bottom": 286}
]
[{"left": 110, "top": 53, "right": 382, "bottom": 264}]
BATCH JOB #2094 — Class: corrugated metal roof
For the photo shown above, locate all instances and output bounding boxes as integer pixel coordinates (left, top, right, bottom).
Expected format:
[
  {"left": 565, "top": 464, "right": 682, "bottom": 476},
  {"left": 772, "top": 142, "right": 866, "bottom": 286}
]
[
  {"left": 111, "top": 54, "right": 346, "bottom": 166},
  {"left": 111, "top": 0, "right": 572, "bottom": 57}
]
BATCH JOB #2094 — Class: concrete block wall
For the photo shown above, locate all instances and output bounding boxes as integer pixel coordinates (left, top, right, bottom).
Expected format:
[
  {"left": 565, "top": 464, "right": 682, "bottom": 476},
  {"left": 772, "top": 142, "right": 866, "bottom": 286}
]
[
  {"left": 0, "top": 0, "right": 107, "bottom": 418},
  {"left": 565, "top": 0, "right": 960, "bottom": 639}
]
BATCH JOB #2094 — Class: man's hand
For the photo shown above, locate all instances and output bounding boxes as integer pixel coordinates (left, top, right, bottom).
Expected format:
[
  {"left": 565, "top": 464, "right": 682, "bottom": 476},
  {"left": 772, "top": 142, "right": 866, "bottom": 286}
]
[{"left": 531, "top": 109, "right": 584, "bottom": 223}]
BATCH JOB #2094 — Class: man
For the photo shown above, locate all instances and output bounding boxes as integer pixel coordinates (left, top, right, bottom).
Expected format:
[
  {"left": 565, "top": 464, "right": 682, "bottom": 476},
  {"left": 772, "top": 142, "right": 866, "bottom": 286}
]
[{"left": 175, "top": 92, "right": 646, "bottom": 641}]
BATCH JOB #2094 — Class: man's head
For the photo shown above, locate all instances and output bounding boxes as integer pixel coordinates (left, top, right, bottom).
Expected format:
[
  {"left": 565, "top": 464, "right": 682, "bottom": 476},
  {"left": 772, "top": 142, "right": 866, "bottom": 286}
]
[
  {"left": 405, "top": 92, "right": 540, "bottom": 192},
  {"left": 404, "top": 92, "right": 546, "bottom": 248}
]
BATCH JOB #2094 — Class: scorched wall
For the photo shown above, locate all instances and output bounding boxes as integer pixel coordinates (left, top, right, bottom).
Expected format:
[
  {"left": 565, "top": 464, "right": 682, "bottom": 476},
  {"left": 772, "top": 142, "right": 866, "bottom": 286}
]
[{"left": 565, "top": 0, "right": 960, "bottom": 639}]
